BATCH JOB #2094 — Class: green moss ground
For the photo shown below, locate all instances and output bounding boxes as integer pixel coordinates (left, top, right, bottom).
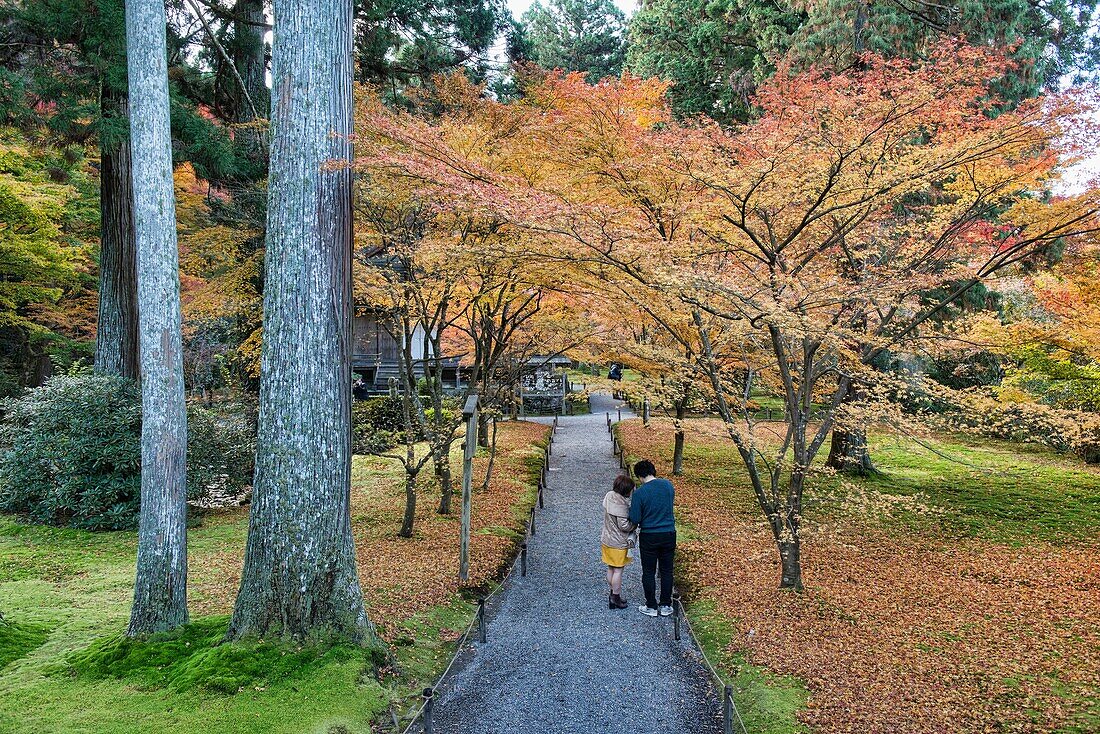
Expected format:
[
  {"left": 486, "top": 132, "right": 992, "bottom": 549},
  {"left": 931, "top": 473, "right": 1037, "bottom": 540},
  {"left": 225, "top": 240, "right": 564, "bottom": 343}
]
[
  {"left": 667, "top": 424, "right": 1100, "bottom": 543},
  {"left": 686, "top": 599, "right": 808, "bottom": 734},
  {"left": 0, "top": 424, "right": 547, "bottom": 734},
  {"left": 854, "top": 432, "right": 1100, "bottom": 542},
  {"left": 0, "top": 512, "right": 388, "bottom": 734}
]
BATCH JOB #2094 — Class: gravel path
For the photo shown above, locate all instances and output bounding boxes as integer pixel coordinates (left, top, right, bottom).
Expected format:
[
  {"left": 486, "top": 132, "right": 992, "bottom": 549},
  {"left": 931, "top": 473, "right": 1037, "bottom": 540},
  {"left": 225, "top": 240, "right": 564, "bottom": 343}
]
[{"left": 431, "top": 392, "right": 721, "bottom": 734}]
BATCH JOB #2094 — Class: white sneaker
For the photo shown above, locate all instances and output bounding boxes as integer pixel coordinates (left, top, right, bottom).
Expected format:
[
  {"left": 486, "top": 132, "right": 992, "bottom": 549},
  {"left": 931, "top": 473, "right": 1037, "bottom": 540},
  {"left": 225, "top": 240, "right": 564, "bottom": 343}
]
[
  {"left": 638, "top": 605, "right": 659, "bottom": 617},
  {"left": 659, "top": 605, "right": 674, "bottom": 617}
]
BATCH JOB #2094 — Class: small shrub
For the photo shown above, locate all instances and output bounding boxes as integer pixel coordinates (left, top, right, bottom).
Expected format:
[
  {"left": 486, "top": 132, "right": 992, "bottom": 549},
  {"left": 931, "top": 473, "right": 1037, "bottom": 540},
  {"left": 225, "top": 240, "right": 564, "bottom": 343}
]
[
  {"left": 352, "top": 396, "right": 405, "bottom": 453},
  {"left": 353, "top": 396, "right": 404, "bottom": 434},
  {"left": 0, "top": 372, "right": 257, "bottom": 530},
  {"left": 353, "top": 428, "right": 399, "bottom": 455},
  {"left": 424, "top": 405, "right": 455, "bottom": 424},
  {"left": 187, "top": 406, "right": 256, "bottom": 500}
]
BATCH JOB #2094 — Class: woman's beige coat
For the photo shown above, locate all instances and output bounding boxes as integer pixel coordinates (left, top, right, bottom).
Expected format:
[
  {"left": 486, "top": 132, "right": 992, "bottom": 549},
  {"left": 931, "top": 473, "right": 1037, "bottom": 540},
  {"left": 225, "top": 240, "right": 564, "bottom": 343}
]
[{"left": 601, "top": 491, "right": 637, "bottom": 549}]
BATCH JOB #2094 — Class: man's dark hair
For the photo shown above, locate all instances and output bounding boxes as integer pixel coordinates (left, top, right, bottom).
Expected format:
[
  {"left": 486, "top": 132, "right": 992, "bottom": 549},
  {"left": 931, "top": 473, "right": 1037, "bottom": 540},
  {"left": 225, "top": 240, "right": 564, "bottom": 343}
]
[{"left": 633, "top": 459, "right": 656, "bottom": 479}]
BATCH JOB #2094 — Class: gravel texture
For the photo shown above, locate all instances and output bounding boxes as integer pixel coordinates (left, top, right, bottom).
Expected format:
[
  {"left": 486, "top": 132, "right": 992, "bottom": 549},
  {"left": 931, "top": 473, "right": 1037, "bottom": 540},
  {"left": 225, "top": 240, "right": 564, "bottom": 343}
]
[{"left": 430, "top": 392, "right": 721, "bottom": 734}]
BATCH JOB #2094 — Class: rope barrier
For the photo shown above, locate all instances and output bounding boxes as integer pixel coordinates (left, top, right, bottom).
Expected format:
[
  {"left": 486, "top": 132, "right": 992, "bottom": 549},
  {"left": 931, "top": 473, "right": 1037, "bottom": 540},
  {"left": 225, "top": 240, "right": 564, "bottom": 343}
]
[
  {"left": 397, "top": 413, "right": 558, "bottom": 733},
  {"left": 675, "top": 596, "right": 750, "bottom": 734}
]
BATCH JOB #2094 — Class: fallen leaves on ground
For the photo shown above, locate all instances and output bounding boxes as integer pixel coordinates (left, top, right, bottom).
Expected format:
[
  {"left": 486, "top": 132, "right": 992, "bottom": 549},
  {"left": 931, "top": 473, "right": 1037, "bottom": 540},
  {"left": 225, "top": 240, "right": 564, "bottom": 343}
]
[
  {"left": 619, "top": 419, "right": 1100, "bottom": 734},
  {"left": 189, "top": 420, "right": 548, "bottom": 643}
]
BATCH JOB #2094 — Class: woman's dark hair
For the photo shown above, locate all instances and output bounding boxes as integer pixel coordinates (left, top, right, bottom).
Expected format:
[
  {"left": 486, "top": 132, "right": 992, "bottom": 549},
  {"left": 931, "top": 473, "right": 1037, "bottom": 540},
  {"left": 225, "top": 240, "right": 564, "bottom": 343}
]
[
  {"left": 633, "top": 459, "right": 657, "bottom": 479},
  {"left": 613, "top": 474, "right": 634, "bottom": 497}
]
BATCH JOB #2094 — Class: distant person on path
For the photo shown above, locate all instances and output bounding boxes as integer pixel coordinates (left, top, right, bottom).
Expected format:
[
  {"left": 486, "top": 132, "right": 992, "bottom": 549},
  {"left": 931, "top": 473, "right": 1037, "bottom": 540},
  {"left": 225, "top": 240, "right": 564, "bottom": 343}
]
[
  {"left": 628, "top": 459, "right": 676, "bottom": 617},
  {"left": 601, "top": 474, "right": 638, "bottom": 609}
]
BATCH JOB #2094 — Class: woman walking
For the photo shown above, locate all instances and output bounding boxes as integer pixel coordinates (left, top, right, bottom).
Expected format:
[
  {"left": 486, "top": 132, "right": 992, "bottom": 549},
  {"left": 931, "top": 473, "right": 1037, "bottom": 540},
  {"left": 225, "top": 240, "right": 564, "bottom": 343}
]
[{"left": 601, "top": 474, "right": 637, "bottom": 609}]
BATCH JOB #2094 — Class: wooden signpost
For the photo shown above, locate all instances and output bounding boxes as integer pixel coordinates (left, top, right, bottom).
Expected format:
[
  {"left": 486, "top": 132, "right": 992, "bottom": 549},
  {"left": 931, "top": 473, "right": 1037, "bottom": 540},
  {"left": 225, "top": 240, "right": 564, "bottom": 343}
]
[{"left": 459, "top": 393, "right": 479, "bottom": 582}]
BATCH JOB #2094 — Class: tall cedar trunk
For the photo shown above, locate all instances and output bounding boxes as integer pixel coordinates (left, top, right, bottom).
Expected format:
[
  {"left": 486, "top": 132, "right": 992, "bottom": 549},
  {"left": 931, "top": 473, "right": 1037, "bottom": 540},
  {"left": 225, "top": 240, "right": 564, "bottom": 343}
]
[
  {"left": 125, "top": 0, "right": 189, "bottom": 636},
  {"left": 672, "top": 397, "right": 686, "bottom": 476},
  {"left": 232, "top": 0, "right": 268, "bottom": 122},
  {"left": 436, "top": 452, "right": 453, "bottom": 515},
  {"left": 94, "top": 92, "right": 140, "bottom": 380},
  {"left": 226, "top": 0, "right": 372, "bottom": 643},
  {"left": 231, "top": 0, "right": 269, "bottom": 164}
]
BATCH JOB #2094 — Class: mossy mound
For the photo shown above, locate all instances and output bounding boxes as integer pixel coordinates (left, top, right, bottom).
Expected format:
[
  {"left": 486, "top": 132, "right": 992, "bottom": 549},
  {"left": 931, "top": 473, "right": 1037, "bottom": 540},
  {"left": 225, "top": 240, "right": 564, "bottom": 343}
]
[
  {"left": 0, "top": 619, "right": 51, "bottom": 669},
  {"left": 67, "top": 616, "right": 379, "bottom": 695}
]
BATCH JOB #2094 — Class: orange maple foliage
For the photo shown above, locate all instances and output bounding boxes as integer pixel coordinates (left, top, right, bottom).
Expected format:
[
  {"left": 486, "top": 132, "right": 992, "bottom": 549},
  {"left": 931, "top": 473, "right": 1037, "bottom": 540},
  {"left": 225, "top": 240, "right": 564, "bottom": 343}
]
[{"left": 358, "top": 44, "right": 1100, "bottom": 590}]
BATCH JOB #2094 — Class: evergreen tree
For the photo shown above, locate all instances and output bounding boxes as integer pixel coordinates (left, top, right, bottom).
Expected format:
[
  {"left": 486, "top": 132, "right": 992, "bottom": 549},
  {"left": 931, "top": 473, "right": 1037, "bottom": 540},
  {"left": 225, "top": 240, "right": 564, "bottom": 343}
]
[
  {"left": 0, "top": 0, "right": 259, "bottom": 387},
  {"left": 355, "top": 0, "right": 510, "bottom": 104},
  {"left": 521, "top": 0, "right": 628, "bottom": 80},
  {"left": 789, "top": 0, "right": 1100, "bottom": 105},
  {"left": 628, "top": 0, "right": 1100, "bottom": 123},
  {"left": 626, "top": 0, "right": 800, "bottom": 123}
]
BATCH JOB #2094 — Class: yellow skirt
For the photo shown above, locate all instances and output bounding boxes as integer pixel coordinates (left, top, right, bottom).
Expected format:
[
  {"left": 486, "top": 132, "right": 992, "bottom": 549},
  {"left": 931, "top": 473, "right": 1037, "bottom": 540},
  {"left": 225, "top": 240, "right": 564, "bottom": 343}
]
[{"left": 602, "top": 545, "right": 632, "bottom": 567}]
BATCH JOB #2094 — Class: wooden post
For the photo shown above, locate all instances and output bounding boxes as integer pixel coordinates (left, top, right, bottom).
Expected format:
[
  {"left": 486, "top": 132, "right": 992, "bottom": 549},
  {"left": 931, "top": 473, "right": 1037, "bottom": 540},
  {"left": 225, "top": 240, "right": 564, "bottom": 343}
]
[
  {"left": 423, "top": 687, "right": 435, "bottom": 734},
  {"left": 723, "top": 685, "right": 734, "bottom": 734},
  {"left": 459, "top": 393, "right": 479, "bottom": 582}
]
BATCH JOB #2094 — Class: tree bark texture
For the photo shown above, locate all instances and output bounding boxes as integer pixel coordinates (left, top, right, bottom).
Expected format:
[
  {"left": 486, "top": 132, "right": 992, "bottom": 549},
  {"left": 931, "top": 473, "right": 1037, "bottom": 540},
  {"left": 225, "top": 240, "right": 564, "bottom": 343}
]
[
  {"left": 825, "top": 388, "right": 875, "bottom": 475},
  {"left": 232, "top": 0, "right": 269, "bottom": 123},
  {"left": 826, "top": 427, "right": 875, "bottom": 475},
  {"left": 672, "top": 396, "right": 686, "bottom": 476},
  {"left": 94, "top": 92, "right": 140, "bottom": 381},
  {"left": 435, "top": 453, "right": 453, "bottom": 515},
  {"left": 477, "top": 411, "right": 490, "bottom": 447},
  {"left": 401, "top": 470, "right": 417, "bottom": 538},
  {"left": 125, "top": 0, "right": 189, "bottom": 636},
  {"left": 227, "top": 0, "right": 372, "bottom": 643}
]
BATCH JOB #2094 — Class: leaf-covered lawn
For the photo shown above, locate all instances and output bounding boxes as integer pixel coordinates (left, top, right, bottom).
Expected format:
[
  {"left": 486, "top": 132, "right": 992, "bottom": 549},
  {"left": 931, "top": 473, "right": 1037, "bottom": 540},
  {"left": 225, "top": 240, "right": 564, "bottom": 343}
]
[
  {"left": 618, "top": 418, "right": 1100, "bottom": 734},
  {"left": 0, "top": 419, "right": 548, "bottom": 734}
]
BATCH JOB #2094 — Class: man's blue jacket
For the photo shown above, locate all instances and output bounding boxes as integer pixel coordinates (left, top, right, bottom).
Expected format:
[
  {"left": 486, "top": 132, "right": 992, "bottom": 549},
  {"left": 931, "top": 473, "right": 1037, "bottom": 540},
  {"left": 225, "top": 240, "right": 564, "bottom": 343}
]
[{"left": 628, "top": 478, "right": 676, "bottom": 534}]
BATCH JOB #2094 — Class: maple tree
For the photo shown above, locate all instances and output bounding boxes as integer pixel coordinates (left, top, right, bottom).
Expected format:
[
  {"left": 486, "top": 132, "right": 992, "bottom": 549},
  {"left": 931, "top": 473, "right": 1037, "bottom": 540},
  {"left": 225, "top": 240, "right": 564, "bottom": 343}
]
[
  {"left": 355, "top": 82, "right": 599, "bottom": 531},
  {"left": 359, "top": 46, "right": 1100, "bottom": 589}
]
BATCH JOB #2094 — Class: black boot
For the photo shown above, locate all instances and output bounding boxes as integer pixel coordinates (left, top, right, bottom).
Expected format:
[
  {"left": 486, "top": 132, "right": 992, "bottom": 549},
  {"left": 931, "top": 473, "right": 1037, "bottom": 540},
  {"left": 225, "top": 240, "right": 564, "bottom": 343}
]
[{"left": 610, "top": 593, "right": 628, "bottom": 609}]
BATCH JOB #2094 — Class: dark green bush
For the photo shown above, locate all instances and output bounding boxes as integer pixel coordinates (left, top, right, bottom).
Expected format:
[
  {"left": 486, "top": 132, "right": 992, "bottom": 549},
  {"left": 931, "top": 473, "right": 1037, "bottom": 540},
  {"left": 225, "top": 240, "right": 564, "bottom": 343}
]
[
  {"left": 0, "top": 373, "right": 143, "bottom": 529},
  {"left": 352, "top": 396, "right": 404, "bottom": 453},
  {"left": 353, "top": 395, "right": 404, "bottom": 433},
  {"left": 187, "top": 406, "right": 255, "bottom": 501},
  {"left": 0, "top": 372, "right": 256, "bottom": 530}
]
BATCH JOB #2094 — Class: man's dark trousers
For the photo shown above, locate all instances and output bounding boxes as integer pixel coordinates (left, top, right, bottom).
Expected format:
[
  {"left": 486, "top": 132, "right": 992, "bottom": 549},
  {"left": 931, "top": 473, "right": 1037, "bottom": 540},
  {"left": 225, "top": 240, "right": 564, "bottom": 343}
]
[{"left": 640, "top": 531, "right": 676, "bottom": 608}]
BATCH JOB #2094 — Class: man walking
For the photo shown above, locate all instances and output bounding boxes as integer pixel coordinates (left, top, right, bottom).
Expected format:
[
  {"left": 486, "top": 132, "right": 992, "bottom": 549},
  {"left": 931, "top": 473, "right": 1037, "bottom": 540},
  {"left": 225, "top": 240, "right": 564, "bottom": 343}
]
[{"left": 628, "top": 459, "right": 676, "bottom": 617}]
